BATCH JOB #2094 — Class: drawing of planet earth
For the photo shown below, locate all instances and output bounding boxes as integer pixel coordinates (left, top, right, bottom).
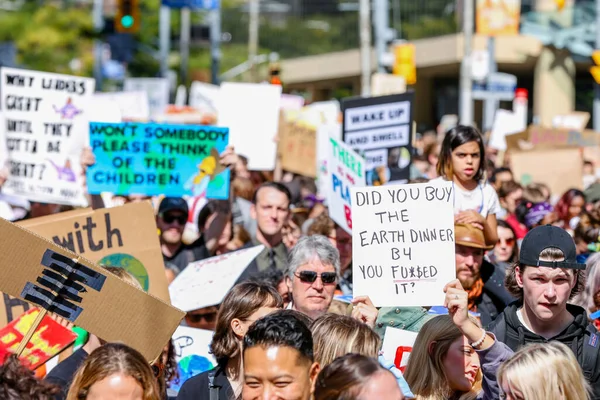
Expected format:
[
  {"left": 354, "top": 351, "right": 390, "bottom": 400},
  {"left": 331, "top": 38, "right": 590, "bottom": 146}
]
[
  {"left": 98, "top": 253, "right": 149, "bottom": 292},
  {"left": 172, "top": 355, "right": 214, "bottom": 391}
]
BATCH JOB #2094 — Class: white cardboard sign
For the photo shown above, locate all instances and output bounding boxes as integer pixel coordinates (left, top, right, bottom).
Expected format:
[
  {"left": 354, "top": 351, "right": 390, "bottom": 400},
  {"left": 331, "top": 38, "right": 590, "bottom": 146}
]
[
  {"left": 350, "top": 181, "right": 455, "bottom": 307},
  {"left": 326, "top": 136, "right": 366, "bottom": 234},
  {"left": 169, "top": 245, "right": 264, "bottom": 312},
  {"left": 189, "top": 81, "right": 220, "bottom": 114},
  {"left": 381, "top": 326, "right": 418, "bottom": 370},
  {"left": 217, "top": 82, "right": 282, "bottom": 171},
  {"left": 171, "top": 326, "right": 217, "bottom": 392},
  {"left": 0, "top": 68, "right": 95, "bottom": 206},
  {"left": 94, "top": 91, "right": 150, "bottom": 121},
  {"left": 489, "top": 109, "right": 526, "bottom": 151},
  {"left": 123, "top": 78, "right": 169, "bottom": 118}
]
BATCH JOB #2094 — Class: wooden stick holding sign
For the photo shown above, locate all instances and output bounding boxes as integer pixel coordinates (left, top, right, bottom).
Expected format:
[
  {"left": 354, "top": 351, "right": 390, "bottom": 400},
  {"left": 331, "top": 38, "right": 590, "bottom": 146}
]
[{"left": 15, "top": 308, "right": 48, "bottom": 357}]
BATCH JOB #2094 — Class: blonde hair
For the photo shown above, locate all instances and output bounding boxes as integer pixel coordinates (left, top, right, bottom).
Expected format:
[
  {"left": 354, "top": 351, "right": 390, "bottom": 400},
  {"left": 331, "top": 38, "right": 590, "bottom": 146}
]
[
  {"left": 404, "top": 316, "right": 482, "bottom": 400},
  {"left": 498, "top": 342, "right": 590, "bottom": 400},
  {"left": 573, "top": 252, "right": 600, "bottom": 316},
  {"left": 102, "top": 265, "right": 143, "bottom": 290},
  {"left": 66, "top": 343, "right": 160, "bottom": 400},
  {"left": 311, "top": 314, "right": 381, "bottom": 367}
]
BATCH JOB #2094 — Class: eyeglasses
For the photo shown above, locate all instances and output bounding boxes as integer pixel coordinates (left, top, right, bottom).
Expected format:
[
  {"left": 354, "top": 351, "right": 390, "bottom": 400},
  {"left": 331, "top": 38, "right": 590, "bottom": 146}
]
[
  {"left": 295, "top": 271, "right": 337, "bottom": 284},
  {"left": 497, "top": 237, "right": 515, "bottom": 247},
  {"left": 186, "top": 311, "right": 218, "bottom": 324},
  {"left": 161, "top": 214, "right": 187, "bottom": 225}
]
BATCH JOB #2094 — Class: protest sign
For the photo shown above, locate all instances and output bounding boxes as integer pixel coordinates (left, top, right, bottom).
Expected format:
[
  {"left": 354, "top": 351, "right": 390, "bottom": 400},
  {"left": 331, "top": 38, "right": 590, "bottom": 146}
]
[
  {"left": 488, "top": 109, "right": 526, "bottom": 151},
  {"left": 342, "top": 93, "right": 414, "bottom": 182},
  {"left": 381, "top": 327, "right": 417, "bottom": 372},
  {"left": 510, "top": 148, "right": 583, "bottom": 197},
  {"left": 217, "top": 82, "right": 281, "bottom": 171},
  {"left": 171, "top": 326, "right": 216, "bottom": 392},
  {"left": 189, "top": 81, "right": 219, "bottom": 114},
  {"left": 371, "top": 73, "right": 406, "bottom": 96},
  {"left": 279, "top": 121, "right": 317, "bottom": 178},
  {"left": 123, "top": 78, "right": 169, "bottom": 118},
  {"left": 350, "top": 181, "right": 455, "bottom": 307},
  {"left": 0, "top": 67, "right": 95, "bottom": 206},
  {"left": 316, "top": 123, "right": 342, "bottom": 199},
  {"left": 94, "top": 91, "right": 150, "bottom": 121},
  {"left": 0, "top": 308, "right": 76, "bottom": 370},
  {"left": 0, "top": 217, "right": 185, "bottom": 361},
  {"left": 86, "top": 122, "right": 230, "bottom": 199},
  {"left": 169, "top": 245, "right": 264, "bottom": 312},
  {"left": 326, "top": 137, "right": 366, "bottom": 234},
  {"left": 280, "top": 94, "right": 305, "bottom": 111},
  {"left": 528, "top": 126, "right": 600, "bottom": 148},
  {"left": 552, "top": 112, "right": 590, "bottom": 131}
]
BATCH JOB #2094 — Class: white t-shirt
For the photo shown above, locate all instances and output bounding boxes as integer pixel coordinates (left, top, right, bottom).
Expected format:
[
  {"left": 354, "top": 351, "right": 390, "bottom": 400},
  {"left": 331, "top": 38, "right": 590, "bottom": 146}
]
[{"left": 433, "top": 177, "right": 501, "bottom": 218}]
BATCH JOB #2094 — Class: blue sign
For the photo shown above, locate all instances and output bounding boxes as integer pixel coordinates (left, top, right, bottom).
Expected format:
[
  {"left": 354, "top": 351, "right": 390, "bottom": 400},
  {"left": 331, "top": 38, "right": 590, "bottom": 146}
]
[{"left": 162, "top": 0, "right": 218, "bottom": 9}]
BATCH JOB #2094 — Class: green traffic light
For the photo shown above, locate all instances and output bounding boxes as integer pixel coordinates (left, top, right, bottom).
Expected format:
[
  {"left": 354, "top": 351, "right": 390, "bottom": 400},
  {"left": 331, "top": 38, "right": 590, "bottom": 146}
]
[{"left": 121, "top": 15, "right": 134, "bottom": 28}]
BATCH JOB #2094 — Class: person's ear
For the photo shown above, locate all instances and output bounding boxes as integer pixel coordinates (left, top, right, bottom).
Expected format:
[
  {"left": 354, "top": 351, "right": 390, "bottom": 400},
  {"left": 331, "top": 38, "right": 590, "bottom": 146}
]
[
  {"left": 230, "top": 318, "right": 245, "bottom": 339},
  {"left": 250, "top": 204, "right": 257, "bottom": 220},
  {"left": 309, "top": 362, "right": 320, "bottom": 394},
  {"left": 428, "top": 341, "right": 437, "bottom": 356},
  {"left": 515, "top": 266, "right": 524, "bottom": 288},
  {"left": 285, "top": 275, "right": 293, "bottom": 291},
  {"left": 499, "top": 197, "right": 508, "bottom": 209}
]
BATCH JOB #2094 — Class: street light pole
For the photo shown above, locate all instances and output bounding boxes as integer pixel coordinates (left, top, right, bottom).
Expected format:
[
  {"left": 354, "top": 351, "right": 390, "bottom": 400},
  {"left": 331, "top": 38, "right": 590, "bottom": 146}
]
[
  {"left": 460, "top": 0, "right": 474, "bottom": 126},
  {"left": 595, "top": 0, "right": 600, "bottom": 131},
  {"left": 359, "top": 0, "right": 371, "bottom": 96}
]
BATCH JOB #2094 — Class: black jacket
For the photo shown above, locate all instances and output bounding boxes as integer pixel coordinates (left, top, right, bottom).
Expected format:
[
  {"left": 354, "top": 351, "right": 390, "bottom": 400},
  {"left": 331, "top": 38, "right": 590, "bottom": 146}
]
[
  {"left": 176, "top": 364, "right": 235, "bottom": 400},
  {"left": 476, "top": 260, "right": 515, "bottom": 326},
  {"left": 489, "top": 302, "right": 600, "bottom": 399},
  {"left": 45, "top": 348, "right": 89, "bottom": 400}
]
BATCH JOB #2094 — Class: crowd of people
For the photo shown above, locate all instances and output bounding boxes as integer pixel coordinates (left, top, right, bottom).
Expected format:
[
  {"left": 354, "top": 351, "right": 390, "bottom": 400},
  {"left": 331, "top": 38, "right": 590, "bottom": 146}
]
[{"left": 3, "top": 123, "right": 600, "bottom": 400}]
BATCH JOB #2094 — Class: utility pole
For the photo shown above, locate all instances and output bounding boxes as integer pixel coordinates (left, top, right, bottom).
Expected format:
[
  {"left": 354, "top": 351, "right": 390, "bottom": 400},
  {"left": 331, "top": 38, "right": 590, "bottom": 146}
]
[
  {"left": 459, "top": 0, "right": 474, "bottom": 126},
  {"left": 483, "top": 36, "right": 497, "bottom": 132},
  {"left": 93, "top": 0, "right": 103, "bottom": 90},
  {"left": 248, "top": 0, "right": 259, "bottom": 82},
  {"left": 595, "top": 0, "right": 600, "bottom": 131},
  {"left": 359, "top": 0, "right": 371, "bottom": 96},
  {"left": 180, "top": 7, "right": 191, "bottom": 85},
  {"left": 159, "top": 5, "right": 170, "bottom": 78},
  {"left": 373, "top": 0, "right": 388, "bottom": 73},
  {"left": 210, "top": 5, "right": 221, "bottom": 84}
]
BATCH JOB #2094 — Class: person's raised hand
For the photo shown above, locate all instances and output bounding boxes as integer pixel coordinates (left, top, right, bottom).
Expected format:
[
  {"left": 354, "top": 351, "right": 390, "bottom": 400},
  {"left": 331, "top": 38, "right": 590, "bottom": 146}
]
[
  {"left": 220, "top": 145, "right": 239, "bottom": 167},
  {"left": 80, "top": 146, "right": 95, "bottom": 170},
  {"left": 454, "top": 210, "right": 485, "bottom": 227},
  {"left": 443, "top": 279, "right": 470, "bottom": 330},
  {"left": 351, "top": 296, "right": 379, "bottom": 328}
]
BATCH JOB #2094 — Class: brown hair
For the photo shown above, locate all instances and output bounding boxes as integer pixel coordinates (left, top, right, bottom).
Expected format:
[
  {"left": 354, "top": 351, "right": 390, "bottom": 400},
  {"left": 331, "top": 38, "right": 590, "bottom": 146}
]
[
  {"left": 66, "top": 343, "right": 160, "bottom": 400},
  {"left": 232, "top": 177, "right": 255, "bottom": 201},
  {"left": 210, "top": 282, "right": 283, "bottom": 365},
  {"left": 524, "top": 184, "right": 549, "bottom": 203},
  {"left": 497, "top": 180, "right": 522, "bottom": 200},
  {"left": 311, "top": 314, "right": 381, "bottom": 367},
  {"left": 314, "top": 353, "right": 393, "bottom": 400},
  {"left": 307, "top": 213, "right": 335, "bottom": 237},
  {"left": 102, "top": 266, "right": 143, "bottom": 290},
  {"left": 505, "top": 247, "right": 585, "bottom": 300},
  {"left": 0, "top": 355, "right": 59, "bottom": 400},
  {"left": 436, "top": 125, "right": 486, "bottom": 182}
]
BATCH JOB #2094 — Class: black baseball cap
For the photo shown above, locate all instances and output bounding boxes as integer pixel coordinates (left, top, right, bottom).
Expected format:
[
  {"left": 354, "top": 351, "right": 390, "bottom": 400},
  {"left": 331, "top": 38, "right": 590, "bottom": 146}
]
[
  {"left": 519, "top": 225, "right": 586, "bottom": 270},
  {"left": 158, "top": 197, "right": 189, "bottom": 216}
]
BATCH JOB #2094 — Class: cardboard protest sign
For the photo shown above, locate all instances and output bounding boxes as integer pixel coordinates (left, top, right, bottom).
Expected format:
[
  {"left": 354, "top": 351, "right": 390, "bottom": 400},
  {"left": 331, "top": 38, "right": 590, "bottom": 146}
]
[
  {"left": 528, "top": 126, "right": 600, "bottom": 148},
  {"left": 0, "top": 217, "right": 185, "bottom": 362},
  {"left": 0, "top": 67, "right": 95, "bottom": 206},
  {"left": 342, "top": 93, "right": 414, "bottom": 182},
  {"left": 217, "top": 82, "right": 282, "bottom": 171},
  {"left": 510, "top": 148, "right": 583, "bottom": 197},
  {"left": 189, "top": 81, "right": 219, "bottom": 114},
  {"left": 123, "top": 78, "right": 169, "bottom": 118},
  {"left": 371, "top": 73, "right": 406, "bottom": 96},
  {"left": 171, "top": 326, "right": 216, "bottom": 392},
  {"left": 326, "top": 137, "right": 366, "bottom": 234},
  {"left": 169, "top": 245, "right": 264, "bottom": 312},
  {"left": 488, "top": 110, "right": 526, "bottom": 151},
  {"left": 86, "top": 122, "right": 230, "bottom": 199},
  {"left": 381, "top": 326, "right": 417, "bottom": 372},
  {"left": 279, "top": 121, "right": 317, "bottom": 178},
  {"left": 350, "top": 181, "right": 455, "bottom": 307},
  {"left": 552, "top": 112, "right": 590, "bottom": 131},
  {"left": 94, "top": 91, "right": 150, "bottom": 121},
  {"left": 0, "top": 308, "right": 76, "bottom": 370}
]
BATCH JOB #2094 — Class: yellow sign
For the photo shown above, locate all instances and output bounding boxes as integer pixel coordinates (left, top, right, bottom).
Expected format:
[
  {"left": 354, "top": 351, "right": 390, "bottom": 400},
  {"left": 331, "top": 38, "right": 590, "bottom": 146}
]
[
  {"left": 393, "top": 43, "right": 416, "bottom": 85},
  {"left": 591, "top": 51, "right": 600, "bottom": 84},
  {"left": 476, "top": 0, "right": 521, "bottom": 36}
]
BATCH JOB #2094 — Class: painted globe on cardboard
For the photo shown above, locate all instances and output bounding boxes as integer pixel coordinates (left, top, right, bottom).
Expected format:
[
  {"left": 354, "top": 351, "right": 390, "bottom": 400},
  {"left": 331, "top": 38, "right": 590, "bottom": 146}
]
[{"left": 98, "top": 253, "right": 149, "bottom": 292}]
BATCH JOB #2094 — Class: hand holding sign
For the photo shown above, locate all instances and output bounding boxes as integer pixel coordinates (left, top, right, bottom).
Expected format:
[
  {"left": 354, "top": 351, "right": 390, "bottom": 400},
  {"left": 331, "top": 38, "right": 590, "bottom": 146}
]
[
  {"left": 443, "top": 280, "right": 470, "bottom": 330},
  {"left": 351, "top": 296, "right": 378, "bottom": 328}
]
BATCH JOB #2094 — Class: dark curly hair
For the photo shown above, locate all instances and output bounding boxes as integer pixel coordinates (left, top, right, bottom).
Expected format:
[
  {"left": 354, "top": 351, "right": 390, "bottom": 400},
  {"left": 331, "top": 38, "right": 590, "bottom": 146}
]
[
  {"left": 243, "top": 310, "right": 314, "bottom": 363},
  {"left": 0, "top": 354, "right": 59, "bottom": 400}
]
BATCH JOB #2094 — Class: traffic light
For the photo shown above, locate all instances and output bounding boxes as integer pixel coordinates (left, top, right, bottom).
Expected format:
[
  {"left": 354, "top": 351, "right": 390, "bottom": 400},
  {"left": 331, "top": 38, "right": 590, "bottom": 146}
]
[
  {"left": 393, "top": 43, "right": 416, "bottom": 85},
  {"left": 116, "top": 0, "right": 140, "bottom": 34},
  {"left": 269, "top": 63, "right": 282, "bottom": 86},
  {"left": 555, "top": 0, "right": 566, "bottom": 10}
]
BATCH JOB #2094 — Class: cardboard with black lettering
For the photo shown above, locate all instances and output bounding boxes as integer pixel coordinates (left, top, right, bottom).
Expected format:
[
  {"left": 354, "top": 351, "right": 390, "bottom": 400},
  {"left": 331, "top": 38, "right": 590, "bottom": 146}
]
[
  {"left": 0, "top": 217, "right": 184, "bottom": 362},
  {"left": 0, "top": 202, "right": 171, "bottom": 328},
  {"left": 342, "top": 92, "right": 414, "bottom": 183}
]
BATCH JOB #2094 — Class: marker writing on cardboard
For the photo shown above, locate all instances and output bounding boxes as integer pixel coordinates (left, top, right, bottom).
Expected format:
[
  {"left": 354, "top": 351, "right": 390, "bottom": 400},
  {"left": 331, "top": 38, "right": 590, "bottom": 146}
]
[{"left": 52, "top": 213, "right": 123, "bottom": 254}]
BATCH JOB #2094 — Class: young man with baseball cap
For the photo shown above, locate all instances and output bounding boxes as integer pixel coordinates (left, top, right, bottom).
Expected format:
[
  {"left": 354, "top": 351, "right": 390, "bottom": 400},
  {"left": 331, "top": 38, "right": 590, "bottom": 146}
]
[{"left": 488, "top": 225, "right": 600, "bottom": 397}]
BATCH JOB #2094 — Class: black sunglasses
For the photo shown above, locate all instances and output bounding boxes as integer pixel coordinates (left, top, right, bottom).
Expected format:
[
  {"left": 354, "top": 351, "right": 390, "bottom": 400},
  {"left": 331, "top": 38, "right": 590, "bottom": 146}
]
[
  {"left": 186, "top": 311, "right": 218, "bottom": 324},
  {"left": 295, "top": 271, "right": 337, "bottom": 284},
  {"left": 161, "top": 214, "right": 187, "bottom": 225}
]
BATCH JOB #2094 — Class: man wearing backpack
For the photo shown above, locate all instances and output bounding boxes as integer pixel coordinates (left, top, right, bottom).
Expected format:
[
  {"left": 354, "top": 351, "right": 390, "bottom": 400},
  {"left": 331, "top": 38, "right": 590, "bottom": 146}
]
[{"left": 488, "top": 225, "right": 600, "bottom": 398}]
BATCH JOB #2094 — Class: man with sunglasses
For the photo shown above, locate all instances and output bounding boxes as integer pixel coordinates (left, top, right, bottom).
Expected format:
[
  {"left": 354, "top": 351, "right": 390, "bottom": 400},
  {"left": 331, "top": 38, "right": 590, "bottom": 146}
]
[{"left": 157, "top": 197, "right": 209, "bottom": 273}]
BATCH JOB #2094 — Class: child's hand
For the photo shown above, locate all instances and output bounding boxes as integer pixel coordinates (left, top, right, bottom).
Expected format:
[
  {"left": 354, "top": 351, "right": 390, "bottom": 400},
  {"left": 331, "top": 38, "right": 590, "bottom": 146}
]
[{"left": 455, "top": 210, "right": 485, "bottom": 226}]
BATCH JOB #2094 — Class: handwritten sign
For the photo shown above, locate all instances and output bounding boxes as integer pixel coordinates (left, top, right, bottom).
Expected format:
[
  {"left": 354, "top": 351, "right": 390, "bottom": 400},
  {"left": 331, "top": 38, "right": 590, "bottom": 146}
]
[
  {"left": 0, "top": 67, "right": 95, "bottom": 206},
  {"left": 279, "top": 122, "right": 317, "bottom": 178},
  {"left": 350, "top": 181, "right": 455, "bottom": 307},
  {"left": 171, "top": 326, "right": 216, "bottom": 392},
  {"left": 94, "top": 91, "right": 150, "bottom": 121},
  {"left": 86, "top": 122, "right": 230, "bottom": 199},
  {"left": 169, "top": 245, "right": 264, "bottom": 312},
  {"left": 326, "top": 137, "right": 366, "bottom": 234},
  {"left": 381, "top": 327, "right": 417, "bottom": 373},
  {"left": 123, "top": 78, "right": 169, "bottom": 118},
  {"left": 0, "top": 308, "right": 76, "bottom": 370}
]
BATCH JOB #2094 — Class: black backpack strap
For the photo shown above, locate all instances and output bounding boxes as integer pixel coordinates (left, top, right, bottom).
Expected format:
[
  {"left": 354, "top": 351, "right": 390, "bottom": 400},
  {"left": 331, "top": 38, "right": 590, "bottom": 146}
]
[
  {"left": 208, "top": 370, "right": 220, "bottom": 400},
  {"left": 581, "top": 326, "right": 600, "bottom": 383}
]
